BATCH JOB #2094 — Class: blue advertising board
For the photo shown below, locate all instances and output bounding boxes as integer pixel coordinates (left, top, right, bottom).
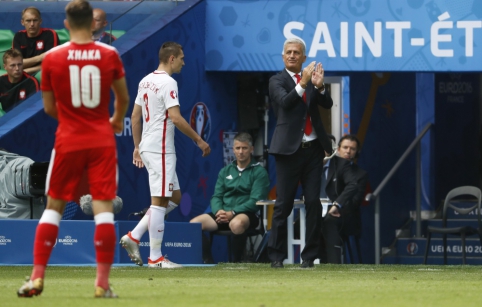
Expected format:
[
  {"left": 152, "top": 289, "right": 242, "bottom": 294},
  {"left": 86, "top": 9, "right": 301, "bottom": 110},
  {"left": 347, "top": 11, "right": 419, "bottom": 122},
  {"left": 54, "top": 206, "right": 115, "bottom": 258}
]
[
  {"left": 0, "top": 220, "right": 202, "bottom": 265},
  {"left": 117, "top": 221, "right": 203, "bottom": 265}
]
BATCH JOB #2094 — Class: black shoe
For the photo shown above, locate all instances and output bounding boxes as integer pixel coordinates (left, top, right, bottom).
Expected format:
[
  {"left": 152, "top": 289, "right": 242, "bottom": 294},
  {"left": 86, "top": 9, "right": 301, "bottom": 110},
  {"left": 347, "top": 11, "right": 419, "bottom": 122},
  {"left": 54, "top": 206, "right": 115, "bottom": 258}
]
[
  {"left": 271, "top": 261, "right": 284, "bottom": 268},
  {"left": 300, "top": 260, "right": 314, "bottom": 268}
]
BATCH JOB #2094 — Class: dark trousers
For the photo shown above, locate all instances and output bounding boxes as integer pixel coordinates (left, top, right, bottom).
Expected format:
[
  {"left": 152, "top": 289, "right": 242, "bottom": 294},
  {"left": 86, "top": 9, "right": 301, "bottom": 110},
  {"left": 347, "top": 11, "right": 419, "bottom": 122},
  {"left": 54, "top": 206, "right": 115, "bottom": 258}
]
[
  {"left": 268, "top": 142, "right": 323, "bottom": 262},
  {"left": 202, "top": 232, "right": 247, "bottom": 263},
  {"left": 320, "top": 213, "right": 343, "bottom": 264}
]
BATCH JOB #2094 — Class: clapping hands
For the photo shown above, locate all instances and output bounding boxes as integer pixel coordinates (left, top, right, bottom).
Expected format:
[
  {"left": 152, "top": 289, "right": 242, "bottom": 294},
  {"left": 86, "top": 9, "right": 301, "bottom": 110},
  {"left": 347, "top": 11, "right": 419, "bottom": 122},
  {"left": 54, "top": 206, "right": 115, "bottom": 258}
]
[{"left": 310, "top": 62, "right": 325, "bottom": 88}]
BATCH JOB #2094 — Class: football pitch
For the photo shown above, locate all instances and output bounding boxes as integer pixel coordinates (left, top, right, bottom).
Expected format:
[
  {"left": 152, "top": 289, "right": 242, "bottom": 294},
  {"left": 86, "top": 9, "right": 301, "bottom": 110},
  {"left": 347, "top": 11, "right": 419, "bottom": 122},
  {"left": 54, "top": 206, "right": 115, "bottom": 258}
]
[{"left": 1, "top": 264, "right": 482, "bottom": 307}]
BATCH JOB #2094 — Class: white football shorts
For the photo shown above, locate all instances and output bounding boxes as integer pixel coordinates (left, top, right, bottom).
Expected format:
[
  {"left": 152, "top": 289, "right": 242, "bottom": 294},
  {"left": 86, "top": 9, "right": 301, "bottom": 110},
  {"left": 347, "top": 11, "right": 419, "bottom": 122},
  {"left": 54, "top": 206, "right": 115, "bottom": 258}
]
[{"left": 140, "top": 151, "right": 179, "bottom": 197}]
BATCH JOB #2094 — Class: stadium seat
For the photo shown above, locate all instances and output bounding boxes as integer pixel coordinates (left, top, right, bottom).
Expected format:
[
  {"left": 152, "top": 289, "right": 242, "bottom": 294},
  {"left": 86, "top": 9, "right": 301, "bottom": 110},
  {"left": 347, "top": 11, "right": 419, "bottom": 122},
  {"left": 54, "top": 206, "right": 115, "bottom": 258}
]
[
  {"left": 0, "top": 29, "right": 14, "bottom": 69},
  {"left": 34, "top": 70, "right": 41, "bottom": 83},
  {"left": 0, "top": 29, "right": 14, "bottom": 51},
  {"left": 110, "top": 30, "right": 125, "bottom": 39},
  {"left": 55, "top": 28, "right": 70, "bottom": 45},
  {"left": 62, "top": 201, "right": 80, "bottom": 220},
  {"left": 209, "top": 214, "right": 264, "bottom": 262},
  {"left": 423, "top": 186, "right": 482, "bottom": 265}
]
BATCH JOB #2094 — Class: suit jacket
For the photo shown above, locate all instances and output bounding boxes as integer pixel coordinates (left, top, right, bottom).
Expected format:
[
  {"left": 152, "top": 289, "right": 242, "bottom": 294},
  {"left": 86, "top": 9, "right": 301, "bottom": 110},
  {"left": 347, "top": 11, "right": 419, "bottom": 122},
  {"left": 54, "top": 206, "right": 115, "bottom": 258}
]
[
  {"left": 268, "top": 69, "right": 333, "bottom": 155},
  {"left": 324, "top": 156, "right": 359, "bottom": 207}
]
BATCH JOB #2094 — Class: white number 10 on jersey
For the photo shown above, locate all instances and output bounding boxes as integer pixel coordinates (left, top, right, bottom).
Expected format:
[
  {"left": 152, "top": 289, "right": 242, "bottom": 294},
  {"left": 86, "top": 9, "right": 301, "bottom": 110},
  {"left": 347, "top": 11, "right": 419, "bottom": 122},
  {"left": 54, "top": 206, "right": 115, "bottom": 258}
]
[{"left": 69, "top": 65, "right": 101, "bottom": 108}]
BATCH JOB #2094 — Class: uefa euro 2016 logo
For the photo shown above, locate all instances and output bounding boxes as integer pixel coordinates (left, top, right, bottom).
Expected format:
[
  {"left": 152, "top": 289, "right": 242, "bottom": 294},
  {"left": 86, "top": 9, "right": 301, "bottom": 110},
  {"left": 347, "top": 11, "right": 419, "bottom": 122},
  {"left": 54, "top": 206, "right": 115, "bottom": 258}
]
[
  {"left": 407, "top": 242, "right": 418, "bottom": 255},
  {"left": 189, "top": 102, "right": 211, "bottom": 142}
]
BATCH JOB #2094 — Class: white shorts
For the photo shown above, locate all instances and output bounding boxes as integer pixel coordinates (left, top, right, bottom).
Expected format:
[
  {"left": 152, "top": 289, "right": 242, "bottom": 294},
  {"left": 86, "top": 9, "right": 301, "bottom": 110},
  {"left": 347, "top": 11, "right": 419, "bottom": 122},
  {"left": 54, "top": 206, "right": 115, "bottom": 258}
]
[{"left": 140, "top": 151, "right": 179, "bottom": 197}]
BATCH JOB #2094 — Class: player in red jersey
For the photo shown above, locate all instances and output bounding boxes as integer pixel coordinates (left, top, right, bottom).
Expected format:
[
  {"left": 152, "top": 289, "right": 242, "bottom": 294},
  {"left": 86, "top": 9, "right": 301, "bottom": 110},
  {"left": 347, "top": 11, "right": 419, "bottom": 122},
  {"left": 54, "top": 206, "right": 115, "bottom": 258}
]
[
  {"left": 17, "top": 0, "right": 129, "bottom": 299},
  {"left": 12, "top": 7, "right": 60, "bottom": 75}
]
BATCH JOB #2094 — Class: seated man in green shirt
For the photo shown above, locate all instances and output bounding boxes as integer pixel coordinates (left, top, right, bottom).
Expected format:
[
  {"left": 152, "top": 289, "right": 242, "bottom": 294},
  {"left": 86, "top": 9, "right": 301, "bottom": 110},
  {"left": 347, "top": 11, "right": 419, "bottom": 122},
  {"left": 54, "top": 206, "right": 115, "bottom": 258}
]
[{"left": 190, "top": 132, "right": 270, "bottom": 263}]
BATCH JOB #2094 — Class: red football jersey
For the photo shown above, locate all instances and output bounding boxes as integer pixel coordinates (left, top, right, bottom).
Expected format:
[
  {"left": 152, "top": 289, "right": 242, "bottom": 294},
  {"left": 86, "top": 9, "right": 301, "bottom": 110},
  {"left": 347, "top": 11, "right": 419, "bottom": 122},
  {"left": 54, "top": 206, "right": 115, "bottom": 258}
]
[{"left": 41, "top": 42, "right": 125, "bottom": 152}]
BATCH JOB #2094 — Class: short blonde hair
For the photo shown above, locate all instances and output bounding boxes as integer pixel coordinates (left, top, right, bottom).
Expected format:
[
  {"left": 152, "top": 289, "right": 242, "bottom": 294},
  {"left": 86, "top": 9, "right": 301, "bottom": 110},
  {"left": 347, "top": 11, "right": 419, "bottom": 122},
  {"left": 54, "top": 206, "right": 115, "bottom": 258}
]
[
  {"left": 3, "top": 49, "right": 23, "bottom": 65},
  {"left": 22, "top": 7, "right": 41, "bottom": 20}
]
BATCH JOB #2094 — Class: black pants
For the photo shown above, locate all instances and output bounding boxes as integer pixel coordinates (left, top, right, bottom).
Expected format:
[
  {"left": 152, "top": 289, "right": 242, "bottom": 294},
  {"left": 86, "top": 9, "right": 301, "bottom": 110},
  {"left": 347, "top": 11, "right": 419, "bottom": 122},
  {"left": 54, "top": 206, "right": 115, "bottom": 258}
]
[
  {"left": 202, "top": 232, "right": 247, "bottom": 263},
  {"left": 320, "top": 213, "right": 343, "bottom": 264},
  {"left": 268, "top": 141, "right": 323, "bottom": 262}
]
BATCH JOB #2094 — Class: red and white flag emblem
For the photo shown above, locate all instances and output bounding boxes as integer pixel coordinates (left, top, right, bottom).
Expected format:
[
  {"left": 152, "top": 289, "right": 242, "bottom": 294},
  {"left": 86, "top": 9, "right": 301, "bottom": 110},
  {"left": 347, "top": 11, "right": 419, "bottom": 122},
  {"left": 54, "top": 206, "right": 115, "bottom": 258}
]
[
  {"left": 36, "top": 41, "right": 44, "bottom": 50},
  {"left": 170, "top": 90, "right": 177, "bottom": 99}
]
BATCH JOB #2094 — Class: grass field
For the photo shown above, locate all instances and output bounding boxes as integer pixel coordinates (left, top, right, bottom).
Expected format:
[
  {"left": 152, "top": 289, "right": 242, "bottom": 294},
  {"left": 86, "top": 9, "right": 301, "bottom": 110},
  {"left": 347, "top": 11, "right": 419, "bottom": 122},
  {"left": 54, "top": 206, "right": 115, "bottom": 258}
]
[{"left": 2, "top": 264, "right": 482, "bottom": 307}]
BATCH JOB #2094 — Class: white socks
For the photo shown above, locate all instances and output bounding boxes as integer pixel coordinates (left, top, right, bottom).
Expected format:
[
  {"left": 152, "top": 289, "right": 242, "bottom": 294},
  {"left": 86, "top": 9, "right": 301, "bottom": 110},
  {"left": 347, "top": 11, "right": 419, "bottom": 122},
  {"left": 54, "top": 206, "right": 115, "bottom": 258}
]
[
  {"left": 39, "top": 209, "right": 61, "bottom": 226},
  {"left": 166, "top": 201, "right": 179, "bottom": 215},
  {"left": 130, "top": 210, "right": 150, "bottom": 241},
  {"left": 130, "top": 201, "right": 178, "bottom": 241},
  {"left": 148, "top": 205, "right": 166, "bottom": 260}
]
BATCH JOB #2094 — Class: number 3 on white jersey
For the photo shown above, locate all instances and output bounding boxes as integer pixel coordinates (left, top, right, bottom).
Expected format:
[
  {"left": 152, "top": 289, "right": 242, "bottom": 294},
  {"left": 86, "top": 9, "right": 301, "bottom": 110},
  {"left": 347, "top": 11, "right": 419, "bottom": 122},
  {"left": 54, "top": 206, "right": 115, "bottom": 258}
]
[{"left": 69, "top": 65, "right": 101, "bottom": 108}]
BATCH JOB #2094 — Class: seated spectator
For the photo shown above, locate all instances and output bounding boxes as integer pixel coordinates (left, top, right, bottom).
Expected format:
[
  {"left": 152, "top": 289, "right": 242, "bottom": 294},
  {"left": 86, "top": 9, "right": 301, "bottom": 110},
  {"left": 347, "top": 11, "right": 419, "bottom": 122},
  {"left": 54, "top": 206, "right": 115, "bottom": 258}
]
[
  {"left": 92, "top": 8, "right": 116, "bottom": 45},
  {"left": 12, "top": 7, "right": 60, "bottom": 75},
  {"left": 0, "top": 49, "right": 40, "bottom": 115},
  {"left": 190, "top": 132, "right": 270, "bottom": 263},
  {"left": 320, "top": 134, "right": 368, "bottom": 263}
]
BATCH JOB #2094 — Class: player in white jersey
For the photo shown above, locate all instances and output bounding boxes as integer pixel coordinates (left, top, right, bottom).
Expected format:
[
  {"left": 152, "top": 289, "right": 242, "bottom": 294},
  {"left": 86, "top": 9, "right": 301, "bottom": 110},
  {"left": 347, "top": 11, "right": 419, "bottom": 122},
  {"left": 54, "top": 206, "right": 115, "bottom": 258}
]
[
  {"left": 120, "top": 41, "right": 210, "bottom": 268},
  {"left": 137, "top": 71, "right": 178, "bottom": 154}
]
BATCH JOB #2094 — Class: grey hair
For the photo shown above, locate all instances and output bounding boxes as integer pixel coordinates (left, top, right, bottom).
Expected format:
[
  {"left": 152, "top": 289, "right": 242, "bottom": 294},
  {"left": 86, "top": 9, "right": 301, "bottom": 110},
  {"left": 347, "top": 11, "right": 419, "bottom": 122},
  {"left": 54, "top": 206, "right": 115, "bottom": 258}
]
[
  {"left": 283, "top": 38, "right": 306, "bottom": 56},
  {"left": 234, "top": 132, "right": 253, "bottom": 146}
]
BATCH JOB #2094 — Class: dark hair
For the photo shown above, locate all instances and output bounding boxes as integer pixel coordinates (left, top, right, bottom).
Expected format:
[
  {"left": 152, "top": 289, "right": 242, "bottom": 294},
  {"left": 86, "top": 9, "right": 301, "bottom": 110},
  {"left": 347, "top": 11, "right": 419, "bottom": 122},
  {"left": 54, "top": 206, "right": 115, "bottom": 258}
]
[
  {"left": 22, "top": 7, "right": 41, "bottom": 20},
  {"left": 234, "top": 132, "right": 253, "bottom": 146},
  {"left": 65, "top": 0, "right": 93, "bottom": 30},
  {"left": 159, "top": 42, "right": 183, "bottom": 64},
  {"left": 338, "top": 134, "right": 361, "bottom": 157},
  {"left": 3, "top": 49, "right": 23, "bottom": 65}
]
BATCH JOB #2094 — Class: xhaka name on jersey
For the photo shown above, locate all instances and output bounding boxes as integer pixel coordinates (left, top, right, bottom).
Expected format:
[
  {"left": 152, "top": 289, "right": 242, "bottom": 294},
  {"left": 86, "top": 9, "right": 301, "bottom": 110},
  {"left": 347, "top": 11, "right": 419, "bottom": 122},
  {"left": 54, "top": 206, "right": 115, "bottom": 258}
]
[
  {"left": 138, "top": 81, "right": 160, "bottom": 94},
  {"left": 67, "top": 49, "right": 101, "bottom": 61}
]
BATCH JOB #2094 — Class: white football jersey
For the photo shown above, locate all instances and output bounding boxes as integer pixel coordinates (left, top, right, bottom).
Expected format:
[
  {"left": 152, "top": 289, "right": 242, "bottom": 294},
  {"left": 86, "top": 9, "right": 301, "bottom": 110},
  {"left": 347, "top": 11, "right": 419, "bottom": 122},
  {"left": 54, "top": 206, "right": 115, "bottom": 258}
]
[{"left": 135, "top": 70, "right": 180, "bottom": 154}]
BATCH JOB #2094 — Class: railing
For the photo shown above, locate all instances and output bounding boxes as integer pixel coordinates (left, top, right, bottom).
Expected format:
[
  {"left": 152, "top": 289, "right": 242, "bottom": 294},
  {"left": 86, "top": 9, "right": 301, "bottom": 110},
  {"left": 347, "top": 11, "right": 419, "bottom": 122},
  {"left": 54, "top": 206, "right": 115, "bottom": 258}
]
[
  {"left": 365, "top": 122, "right": 433, "bottom": 264},
  {"left": 108, "top": 0, "right": 145, "bottom": 45}
]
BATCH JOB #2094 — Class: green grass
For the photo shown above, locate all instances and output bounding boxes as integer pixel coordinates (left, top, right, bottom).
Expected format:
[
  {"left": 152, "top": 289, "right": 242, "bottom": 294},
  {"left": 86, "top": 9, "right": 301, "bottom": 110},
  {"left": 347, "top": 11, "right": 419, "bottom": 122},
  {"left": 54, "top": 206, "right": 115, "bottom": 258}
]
[{"left": 1, "top": 264, "right": 482, "bottom": 307}]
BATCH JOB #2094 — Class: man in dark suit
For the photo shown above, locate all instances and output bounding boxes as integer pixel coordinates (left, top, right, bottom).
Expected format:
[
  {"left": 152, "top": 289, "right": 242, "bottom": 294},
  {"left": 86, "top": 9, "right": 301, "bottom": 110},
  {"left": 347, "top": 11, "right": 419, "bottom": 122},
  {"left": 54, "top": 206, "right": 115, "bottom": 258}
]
[
  {"left": 267, "top": 38, "right": 334, "bottom": 268},
  {"left": 321, "top": 134, "right": 368, "bottom": 263}
]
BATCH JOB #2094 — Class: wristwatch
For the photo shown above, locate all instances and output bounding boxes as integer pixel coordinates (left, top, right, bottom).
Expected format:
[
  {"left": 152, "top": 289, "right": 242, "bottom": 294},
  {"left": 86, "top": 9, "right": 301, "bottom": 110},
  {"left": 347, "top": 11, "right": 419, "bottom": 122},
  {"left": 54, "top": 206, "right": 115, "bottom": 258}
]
[
  {"left": 315, "top": 83, "right": 325, "bottom": 92},
  {"left": 231, "top": 210, "right": 237, "bottom": 217}
]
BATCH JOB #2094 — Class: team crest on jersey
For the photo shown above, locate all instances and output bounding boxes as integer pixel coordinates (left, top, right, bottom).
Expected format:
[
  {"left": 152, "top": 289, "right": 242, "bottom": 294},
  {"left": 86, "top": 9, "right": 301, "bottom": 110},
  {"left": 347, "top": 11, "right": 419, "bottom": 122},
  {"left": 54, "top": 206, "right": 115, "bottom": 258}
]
[
  {"left": 169, "top": 183, "right": 173, "bottom": 191},
  {"left": 36, "top": 40, "right": 44, "bottom": 50},
  {"left": 18, "top": 90, "right": 26, "bottom": 100},
  {"left": 189, "top": 102, "right": 211, "bottom": 142},
  {"left": 170, "top": 90, "right": 177, "bottom": 99}
]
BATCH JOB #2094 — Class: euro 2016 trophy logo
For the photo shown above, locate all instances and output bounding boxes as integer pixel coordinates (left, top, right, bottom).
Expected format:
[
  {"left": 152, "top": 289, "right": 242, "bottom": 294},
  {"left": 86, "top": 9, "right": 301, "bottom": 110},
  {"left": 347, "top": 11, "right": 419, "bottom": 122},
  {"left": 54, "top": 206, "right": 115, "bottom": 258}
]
[
  {"left": 406, "top": 242, "right": 418, "bottom": 255},
  {"left": 189, "top": 102, "right": 211, "bottom": 142}
]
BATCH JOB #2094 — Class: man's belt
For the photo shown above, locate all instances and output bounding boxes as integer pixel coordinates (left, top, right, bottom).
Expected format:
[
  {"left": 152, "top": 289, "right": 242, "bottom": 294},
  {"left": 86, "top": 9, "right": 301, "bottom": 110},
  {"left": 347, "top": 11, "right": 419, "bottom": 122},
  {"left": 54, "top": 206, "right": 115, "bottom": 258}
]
[{"left": 301, "top": 140, "right": 317, "bottom": 148}]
